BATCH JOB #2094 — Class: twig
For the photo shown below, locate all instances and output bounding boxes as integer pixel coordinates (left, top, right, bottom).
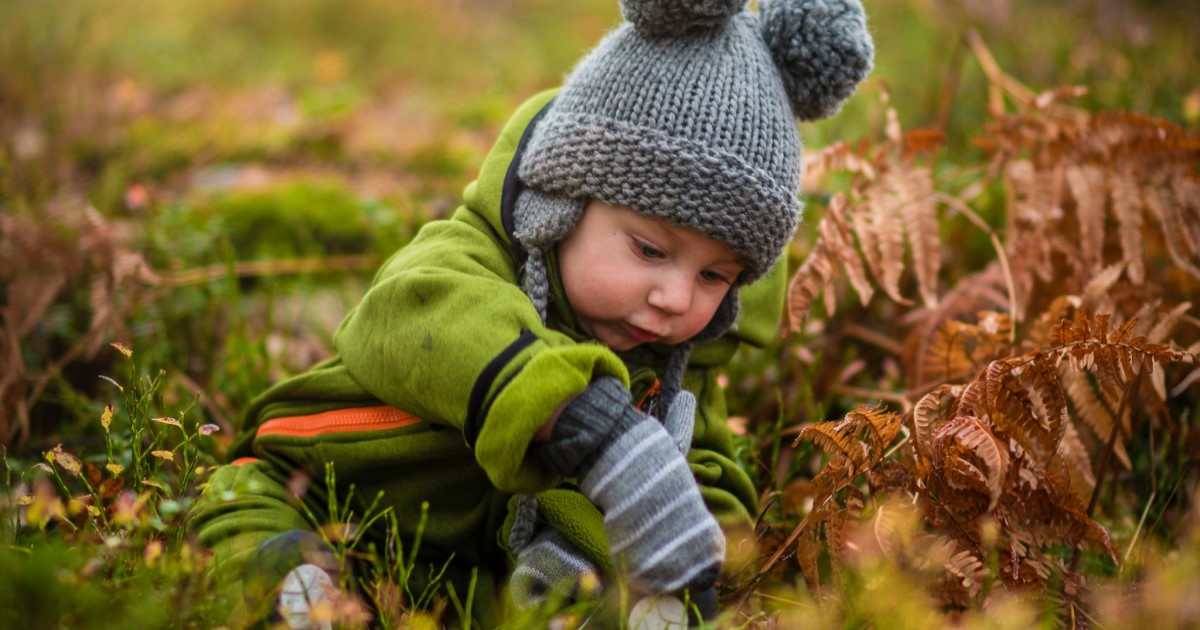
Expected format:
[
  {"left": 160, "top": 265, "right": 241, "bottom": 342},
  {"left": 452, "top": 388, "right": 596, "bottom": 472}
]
[
  {"left": 935, "top": 192, "right": 1018, "bottom": 336},
  {"left": 158, "top": 255, "right": 379, "bottom": 287},
  {"left": 829, "top": 384, "right": 911, "bottom": 410},
  {"left": 843, "top": 322, "right": 904, "bottom": 356},
  {"left": 1070, "top": 368, "right": 1143, "bottom": 573},
  {"left": 934, "top": 32, "right": 968, "bottom": 130},
  {"left": 965, "top": 28, "right": 1037, "bottom": 107}
]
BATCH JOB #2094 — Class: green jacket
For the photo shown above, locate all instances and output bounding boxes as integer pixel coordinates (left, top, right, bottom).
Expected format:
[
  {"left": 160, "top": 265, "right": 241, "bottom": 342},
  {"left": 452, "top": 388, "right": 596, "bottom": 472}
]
[{"left": 190, "top": 90, "right": 785, "bottom": 622}]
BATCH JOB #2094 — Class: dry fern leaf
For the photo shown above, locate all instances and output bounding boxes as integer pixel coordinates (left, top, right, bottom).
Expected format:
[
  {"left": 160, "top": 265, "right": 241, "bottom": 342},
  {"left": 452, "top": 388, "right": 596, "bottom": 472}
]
[
  {"left": 826, "top": 488, "right": 864, "bottom": 569},
  {"left": 795, "top": 419, "right": 868, "bottom": 475},
  {"left": 1008, "top": 461, "right": 1117, "bottom": 563},
  {"left": 893, "top": 165, "right": 941, "bottom": 307},
  {"left": 860, "top": 175, "right": 910, "bottom": 304},
  {"left": 786, "top": 194, "right": 872, "bottom": 331},
  {"left": 922, "top": 320, "right": 978, "bottom": 386},
  {"left": 1027, "top": 295, "right": 1080, "bottom": 351},
  {"left": 1078, "top": 263, "right": 1125, "bottom": 315},
  {"left": 795, "top": 404, "right": 903, "bottom": 478},
  {"left": 1144, "top": 176, "right": 1200, "bottom": 280},
  {"left": 932, "top": 415, "right": 1010, "bottom": 512},
  {"left": 1060, "top": 365, "right": 1131, "bottom": 470},
  {"left": 1056, "top": 417, "right": 1097, "bottom": 499},
  {"left": 901, "top": 266, "right": 1010, "bottom": 390},
  {"left": 1065, "top": 163, "right": 1107, "bottom": 275},
  {"left": 1147, "top": 301, "right": 1192, "bottom": 344},
  {"left": 984, "top": 356, "right": 1067, "bottom": 467},
  {"left": 921, "top": 312, "right": 1016, "bottom": 388},
  {"left": 850, "top": 403, "right": 905, "bottom": 456},
  {"left": 1109, "top": 162, "right": 1146, "bottom": 284},
  {"left": 912, "top": 384, "right": 961, "bottom": 462}
]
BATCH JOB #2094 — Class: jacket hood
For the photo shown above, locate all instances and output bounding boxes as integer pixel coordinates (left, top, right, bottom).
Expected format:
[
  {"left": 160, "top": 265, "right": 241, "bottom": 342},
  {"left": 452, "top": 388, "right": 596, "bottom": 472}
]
[{"left": 461, "top": 89, "right": 559, "bottom": 259}]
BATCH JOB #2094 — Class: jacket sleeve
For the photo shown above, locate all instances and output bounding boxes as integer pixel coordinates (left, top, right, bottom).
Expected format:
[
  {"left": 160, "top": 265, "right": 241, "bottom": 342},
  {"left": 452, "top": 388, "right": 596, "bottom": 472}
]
[{"left": 332, "top": 209, "right": 628, "bottom": 495}]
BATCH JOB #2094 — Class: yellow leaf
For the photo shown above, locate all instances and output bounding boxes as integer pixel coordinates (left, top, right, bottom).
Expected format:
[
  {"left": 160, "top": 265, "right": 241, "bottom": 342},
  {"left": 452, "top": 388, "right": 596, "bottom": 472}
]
[
  {"left": 101, "top": 405, "right": 113, "bottom": 432},
  {"left": 110, "top": 342, "right": 133, "bottom": 358},
  {"left": 16, "top": 495, "right": 33, "bottom": 506},
  {"left": 151, "top": 417, "right": 181, "bottom": 427},
  {"left": 141, "top": 479, "right": 164, "bottom": 490},
  {"left": 106, "top": 463, "right": 125, "bottom": 476},
  {"left": 87, "top": 505, "right": 101, "bottom": 517},
  {"left": 150, "top": 450, "right": 175, "bottom": 461},
  {"left": 49, "top": 445, "right": 82, "bottom": 476}
]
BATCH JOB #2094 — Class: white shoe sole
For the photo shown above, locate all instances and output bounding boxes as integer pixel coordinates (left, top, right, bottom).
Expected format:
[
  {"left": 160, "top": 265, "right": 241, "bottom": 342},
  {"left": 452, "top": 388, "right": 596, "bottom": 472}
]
[{"left": 277, "top": 563, "right": 335, "bottom": 630}]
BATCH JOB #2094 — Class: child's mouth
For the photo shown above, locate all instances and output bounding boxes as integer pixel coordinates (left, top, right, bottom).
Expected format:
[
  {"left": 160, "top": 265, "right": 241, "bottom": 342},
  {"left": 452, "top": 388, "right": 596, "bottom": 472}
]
[{"left": 622, "top": 322, "right": 661, "bottom": 343}]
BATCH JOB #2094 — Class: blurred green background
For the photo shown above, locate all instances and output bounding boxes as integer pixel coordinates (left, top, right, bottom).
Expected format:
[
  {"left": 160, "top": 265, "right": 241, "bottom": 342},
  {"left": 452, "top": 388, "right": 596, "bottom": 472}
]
[{"left": 1, "top": 0, "right": 1197, "bottom": 446}]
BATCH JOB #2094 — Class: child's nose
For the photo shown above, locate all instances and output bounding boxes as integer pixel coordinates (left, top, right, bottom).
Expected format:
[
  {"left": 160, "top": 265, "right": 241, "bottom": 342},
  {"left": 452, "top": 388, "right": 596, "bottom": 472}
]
[{"left": 647, "top": 273, "right": 693, "bottom": 316}]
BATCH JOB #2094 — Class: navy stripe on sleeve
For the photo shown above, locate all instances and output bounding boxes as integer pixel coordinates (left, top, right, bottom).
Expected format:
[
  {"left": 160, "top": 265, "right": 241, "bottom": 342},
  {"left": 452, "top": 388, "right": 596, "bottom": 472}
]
[{"left": 465, "top": 330, "right": 538, "bottom": 448}]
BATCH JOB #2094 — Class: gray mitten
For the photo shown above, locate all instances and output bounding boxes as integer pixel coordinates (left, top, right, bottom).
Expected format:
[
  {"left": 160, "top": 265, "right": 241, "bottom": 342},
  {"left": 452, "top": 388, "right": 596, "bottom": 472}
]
[
  {"left": 659, "top": 389, "right": 696, "bottom": 455},
  {"left": 510, "top": 528, "right": 603, "bottom": 609},
  {"left": 539, "top": 377, "right": 724, "bottom": 595}
]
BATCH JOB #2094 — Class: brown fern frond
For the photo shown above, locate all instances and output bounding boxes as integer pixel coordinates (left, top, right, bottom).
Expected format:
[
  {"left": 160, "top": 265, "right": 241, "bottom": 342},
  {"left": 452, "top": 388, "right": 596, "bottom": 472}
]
[
  {"left": 1065, "top": 164, "right": 1107, "bottom": 275},
  {"left": 858, "top": 174, "right": 910, "bottom": 305},
  {"left": 902, "top": 266, "right": 1011, "bottom": 390},
  {"left": 795, "top": 420, "right": 868, "bottom": 472},
  {"left": 912, "top": 385, "right": 961, "bottom": 462},
  {"left": 1147, "top": 302, "right": 1192, "bottom": 344},
  {"left": 825, "top": 487, "right": 864, "bottom": 570},
  {"left": 922, "top": 320, "right": 978, "bottom": 386},
  {"left": 1061, "top": 366, "right": 1131, "bottom": 469},
  {"left": 1056, "top": 418, "right": 1097, "bottom": 500},
  {"left": 787, "top": 194, "right": 872, "bottom": 331},
  {"left": 932, "top": 415, "right": 1010, "bottom": 512},
  {"left": 984, "top": 356, "right": 1066, "bottom": 467},
  {"left": 1029, "top": 295, "right": 1079, "bottom": 350},
  {"left": 1078, "top": 263, "right": 1125, "bottom": 315},
  {"left": 1144, "top": 177, "right": 1200, "bottom": 279},
  {"left": 849, "top": 403, "right": 905, "bottom": 459},
  {"left": 894, "top": 166, "right": 941, "bottom": 307},
  {"left": 1109, "top": 163, "right": 1146, "bottom": 284},
  {"left": 1006, "top": 460, "right": 1117, "bottom": 563}
]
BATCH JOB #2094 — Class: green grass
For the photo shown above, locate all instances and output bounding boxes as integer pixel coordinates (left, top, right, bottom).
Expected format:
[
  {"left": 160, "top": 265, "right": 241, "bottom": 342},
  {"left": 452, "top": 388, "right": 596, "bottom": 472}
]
[{"left": 2, "top": 0, "right": 1198, "bottom": 627}]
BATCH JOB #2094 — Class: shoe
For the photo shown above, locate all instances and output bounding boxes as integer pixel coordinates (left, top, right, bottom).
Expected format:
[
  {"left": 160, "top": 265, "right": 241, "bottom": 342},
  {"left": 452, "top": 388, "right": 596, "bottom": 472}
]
[{"left": 277, "top": 563, "right": 336, "bottom": 630}]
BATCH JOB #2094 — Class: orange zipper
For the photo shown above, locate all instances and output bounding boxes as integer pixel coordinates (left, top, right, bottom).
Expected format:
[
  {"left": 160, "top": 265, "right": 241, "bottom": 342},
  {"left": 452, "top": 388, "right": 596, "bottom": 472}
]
[
  {"left": 636, "top": 379, "right": 662, "bottom": 412},
  {"left": 256, "top": 405, "right": 422, "bottom": 438}
]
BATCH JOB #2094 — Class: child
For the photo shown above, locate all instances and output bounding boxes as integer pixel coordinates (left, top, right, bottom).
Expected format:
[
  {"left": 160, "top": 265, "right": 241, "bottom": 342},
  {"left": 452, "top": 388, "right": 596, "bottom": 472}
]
[{"left": 189, "top": 0, "right": 872, "bottom": 626}]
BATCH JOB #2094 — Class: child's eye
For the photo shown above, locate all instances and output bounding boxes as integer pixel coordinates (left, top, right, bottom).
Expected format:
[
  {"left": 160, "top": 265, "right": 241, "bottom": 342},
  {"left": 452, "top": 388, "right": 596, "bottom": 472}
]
[
  {"left": 635, "top": 241, "right": 665, "bottom": 259},
  {"left": 700, "top": 270, "right": 732, "bottom": 284}
]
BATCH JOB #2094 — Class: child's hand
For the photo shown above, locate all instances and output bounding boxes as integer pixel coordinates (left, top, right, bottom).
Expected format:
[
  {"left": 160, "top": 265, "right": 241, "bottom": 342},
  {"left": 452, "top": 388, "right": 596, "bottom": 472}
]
[
  {"left": 538, "top": 377, "right": 724, "bottom": 596},
  {"left": 510, "top": 528, "right": 603, "bottom": 609}
]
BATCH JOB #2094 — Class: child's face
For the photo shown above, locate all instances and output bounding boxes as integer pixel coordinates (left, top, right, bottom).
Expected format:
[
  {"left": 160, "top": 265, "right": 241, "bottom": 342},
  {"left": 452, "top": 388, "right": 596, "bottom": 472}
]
[{"left": 557, "top": 200, "right": 744, "bottom": 352}]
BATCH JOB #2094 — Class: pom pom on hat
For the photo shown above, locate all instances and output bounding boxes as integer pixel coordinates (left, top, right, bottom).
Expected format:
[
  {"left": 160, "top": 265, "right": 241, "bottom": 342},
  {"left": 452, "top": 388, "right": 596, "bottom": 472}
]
[
  {"left": 761, "top": 0, "right": 874, "bottom": 121},
  {"left": 620, "top": 0, "right": 747, "bottom": 37}
]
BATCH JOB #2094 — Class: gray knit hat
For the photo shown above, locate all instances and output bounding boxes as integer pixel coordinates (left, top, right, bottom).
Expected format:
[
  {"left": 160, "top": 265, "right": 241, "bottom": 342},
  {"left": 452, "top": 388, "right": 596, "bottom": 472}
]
[{"left": 513, "top": 0, "right": 873, "bottom": 405}]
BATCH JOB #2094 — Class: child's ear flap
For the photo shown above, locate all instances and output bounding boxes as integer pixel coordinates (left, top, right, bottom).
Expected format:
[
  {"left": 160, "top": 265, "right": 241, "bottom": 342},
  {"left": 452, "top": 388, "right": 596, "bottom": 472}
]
[{"left": 760, "top": 0, "right": 875, "bottom": 121}]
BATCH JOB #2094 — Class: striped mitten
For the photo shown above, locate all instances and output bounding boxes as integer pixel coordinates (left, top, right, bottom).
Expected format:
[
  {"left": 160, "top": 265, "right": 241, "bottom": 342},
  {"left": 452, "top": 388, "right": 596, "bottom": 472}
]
[
  {"left": 538, "top": 377, "right": 724, "bottom": 595},
  {"left": 510, "top": 528, "right": 602, "bottom": 608}
]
